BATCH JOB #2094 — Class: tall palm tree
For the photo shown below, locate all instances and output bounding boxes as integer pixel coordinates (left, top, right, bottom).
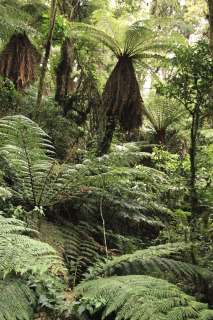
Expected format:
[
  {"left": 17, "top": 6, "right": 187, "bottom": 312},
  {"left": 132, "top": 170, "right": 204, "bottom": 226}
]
[{"left": 70, "top": 18, "right": 168, "bottom": 155}]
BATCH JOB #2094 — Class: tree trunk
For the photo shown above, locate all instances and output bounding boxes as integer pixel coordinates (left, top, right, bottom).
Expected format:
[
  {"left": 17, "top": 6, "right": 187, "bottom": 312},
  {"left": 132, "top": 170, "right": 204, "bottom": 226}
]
[
  {"left": 55, "top": 1, "right": 81, "bottom": 111},
  {"left": 207, "top": 0, "right": 213, "bottom": 55},
  {"left": 189, "top": 106, "right": 200, "bottom": 227},
  {"left": 97, "top": 114, "right": 116, "bottom": 156},
  {"left": 36, "top": 0, "right": 57, "bottom": 110},
  {"left": 55, "top": 37, "right": 75, "bottom": 105},
  {"left": 156, "top": 128, "right": 166, "bottom": 145}
]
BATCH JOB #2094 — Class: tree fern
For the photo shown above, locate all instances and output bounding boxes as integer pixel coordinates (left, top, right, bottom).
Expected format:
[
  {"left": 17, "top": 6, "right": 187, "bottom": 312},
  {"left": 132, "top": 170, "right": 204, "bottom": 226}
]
[
  {"left": 72, "top": 275, "right": 213, "bottom": 320},
  {"left": 69, "top": 18, "right": 171, "bottom": 154},
  {"left": 144, "top": 95, "right": 186, "bottom": 144}
]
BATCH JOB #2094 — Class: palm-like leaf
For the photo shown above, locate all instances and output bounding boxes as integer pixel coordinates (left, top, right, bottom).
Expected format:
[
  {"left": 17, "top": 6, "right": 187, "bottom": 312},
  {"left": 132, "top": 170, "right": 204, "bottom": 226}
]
[
  {"left": 69, "top": 22, "right": 122, "bottom": 57},
  {"left": 69, "top": 19, "right": 168, "bottom": 59},
  {"left": 86, "top": 242, "right": 194, "bottom": 279},
  {"left": 0, "top": 214, "right": 67, "bottom": 319},
  {"left": 86, "top": 242, "right": 213, "bottom": 302},
  {"left": 72, "top": 143, "right": 174, "bottom": 230},
  {"left": 124, "top": 21, "right": 168, "bottom": 58},
  {"left": 0, "top": 116, "right": 178, "bottom": 235},
  {"left": 151, "top": 0, "right": 180, "bottom": 17},
  {"left": 0, "top": 115, "right": 55, "bottom": 206}
]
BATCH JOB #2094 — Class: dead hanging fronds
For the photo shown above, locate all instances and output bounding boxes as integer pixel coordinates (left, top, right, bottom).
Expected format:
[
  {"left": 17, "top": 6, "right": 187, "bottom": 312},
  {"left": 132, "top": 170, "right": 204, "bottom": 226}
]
[
  {"left": 0, "top": 33, "right": 40, "bottom": 90},
  {"left": 103, "top": 55, "right": 143, "bottom": 131},
  {"left": 98, "top": 55, "right": 144, "bottom": 155}
]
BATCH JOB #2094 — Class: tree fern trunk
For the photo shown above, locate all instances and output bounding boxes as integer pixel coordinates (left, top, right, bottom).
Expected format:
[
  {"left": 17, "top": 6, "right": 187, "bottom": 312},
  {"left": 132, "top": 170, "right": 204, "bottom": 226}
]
[
  {"left": 156, "top": 128, "right": 166, "bottom": 145},
  {"left": 97, "top": 114, "right": 116, "bottom": 156},
  {"left": 55, "top": 37, "right": 75, "bottom": 106}
]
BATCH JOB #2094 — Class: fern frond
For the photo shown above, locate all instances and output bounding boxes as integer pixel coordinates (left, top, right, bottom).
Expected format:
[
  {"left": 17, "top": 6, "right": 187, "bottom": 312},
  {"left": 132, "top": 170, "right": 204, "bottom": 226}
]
[
  {"left": 0, "top": 115, "right": 55, "bottom": 205},
  {"left": 69, "top": 19, "right": 169, "bottom": 60},
  {"left": 0, "top": 277, "right": 35, "bottom": 320},
  {"left": 144, "top": 95, "right": 186, "bottom": 133},
  {"left": 0, "top": 0, "right": 34, "bottom": 41},
  {"left": 151, "top": 0, "right": 180, "bottom": 17},
  {"left": 123, "top": 21, "right": 152, "bottom": 55},
  {"left": 40, "top": 221, "right": 103, "bottom": 287},
  {"left": 86, "top": 242, "right": 193, "bottom": 279},
  {"left": 73, "top": 275, "right": 213, "bottom": 320},
  {"left": 0, "top": 116, "right": 176, "bottom": 234},
  {"left": 0, "top": 115, "right": 83, "bottom": 206},
  {"left": 74, "top": 148, "right": 173, "bottom": 229},
  {"left": 0, "top": 214, "right": 65, "bottom": 277},
  {"left": 69, "top": 22, "right": 122, "bottom": 57}
]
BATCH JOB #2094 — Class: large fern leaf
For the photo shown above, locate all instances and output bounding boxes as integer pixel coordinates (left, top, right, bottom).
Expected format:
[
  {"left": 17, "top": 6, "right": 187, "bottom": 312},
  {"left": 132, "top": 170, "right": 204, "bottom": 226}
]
[
  {"left": 73, "top": 275, "right": 213, "bottom": 320},
  {"left": 0, "top": 277, "right": 35, "bottom": 320},
  {"left": 0, "top": 116, "right": 178, "bottom": 235},
  {"left": 69, "top": 19, "right": 168, "bottom": 60},
  {"left": 86, "top": 242, "right": 194, "bottom": 279},
  {"left": 86, "top": 241, "right": 213, "bottom": 303},
  {"left": 69, "top": 144, "right": 173, "bottom": 231},
  {"left": 40, "top": 220, "right": 103, "bottom": 287},
  {"left": 0, "top": 116, "right": 175, "bottom": 232},
  {"left": 0, "top": 115, "right": 54, "bottom": 205},
  {"left": 0, "top": 115, "right": 83, "bottom": 207},
  {"left": 0, "top": 214, "right": 65, "bottom": 277}
]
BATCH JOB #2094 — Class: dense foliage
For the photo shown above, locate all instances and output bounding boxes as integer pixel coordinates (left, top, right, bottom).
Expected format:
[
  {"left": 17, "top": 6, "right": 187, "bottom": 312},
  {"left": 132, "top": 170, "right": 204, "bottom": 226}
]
[{"left": 0, "top": 0, "right": 212, "bottom": 320}]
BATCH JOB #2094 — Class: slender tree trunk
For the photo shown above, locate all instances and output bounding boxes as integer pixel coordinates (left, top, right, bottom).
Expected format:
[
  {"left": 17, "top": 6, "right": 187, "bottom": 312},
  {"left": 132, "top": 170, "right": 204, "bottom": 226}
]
[
  {"left": 36, "top": 0, "right": 57, "bottom": 110},
  {"left": 207, "top": 0, "right": 213, "bottom": 122},
  {"left": 189, "top": 106, "right": 200, "bottom": 226},
  {"left": 97, "top": 114, "right": 116, "bottom": 156},
  {"left": 207, "top": 0, "right": 213, "bottom": 55}
]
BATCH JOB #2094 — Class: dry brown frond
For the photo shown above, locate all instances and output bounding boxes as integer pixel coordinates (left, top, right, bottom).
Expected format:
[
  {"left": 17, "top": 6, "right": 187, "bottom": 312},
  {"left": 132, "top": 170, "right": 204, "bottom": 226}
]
[
  {"left": 0, "top": 32, "right": 40, "bottom": 90},
  {"left": 103, "top": 55, "right": 143, "bottom": 131}
]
